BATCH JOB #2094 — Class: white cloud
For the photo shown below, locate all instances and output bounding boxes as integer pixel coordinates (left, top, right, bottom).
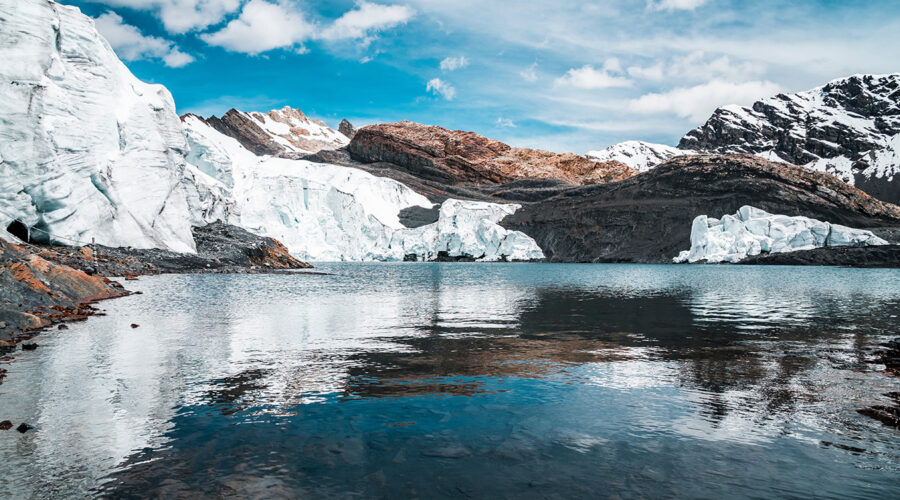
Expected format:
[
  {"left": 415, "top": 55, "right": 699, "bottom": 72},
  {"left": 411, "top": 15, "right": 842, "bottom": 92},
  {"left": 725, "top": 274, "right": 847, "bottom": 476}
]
[
  {"left": 629, "top": 79, "right": 782, "bottom": 121},
  {"left": 520, "top": 63, "right": 538, "bottom": 82},
  {"left": 496, "top": 117, "right": 516, "bottom": 128},
  {"left": 426, "top": 78, "right": 456, "bottom": 100},
  {"left": 555, "top": 63, "right": 632, "bottom": 89},
  {"left": 440, "top": 56, "right": 469, "bottom": 71},
  {"left": 648, "top": 0, "right": 709, "bottom": 12},
  {"left": 94, "top": 0, "right": 242, "bottom": 34},
  {"left": 627, "top": 52, "right": 766, "bottom": 83},
  {"left": 94, "top": 11, "right": 194, "bottom": 67},
  {"left": 319, "top": 2, "right": 415, "bottom": 41},
  {"left": 627, "top": 62, "right": 665, "bottom": 80},
  {"left": 201, "top": 0, "right": 316, "bottom": 55}
]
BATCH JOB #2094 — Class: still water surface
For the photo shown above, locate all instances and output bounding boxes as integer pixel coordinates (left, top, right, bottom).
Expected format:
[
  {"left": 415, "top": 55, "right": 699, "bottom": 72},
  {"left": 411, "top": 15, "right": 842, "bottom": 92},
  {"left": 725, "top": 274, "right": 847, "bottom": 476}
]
[{"left": 0, "top": 263, "right": 898, "bottom": 498}]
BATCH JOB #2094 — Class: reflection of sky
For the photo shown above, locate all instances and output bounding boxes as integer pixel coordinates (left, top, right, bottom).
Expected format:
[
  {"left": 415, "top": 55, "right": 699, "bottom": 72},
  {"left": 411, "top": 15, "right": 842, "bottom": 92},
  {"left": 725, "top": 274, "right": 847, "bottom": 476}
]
[{"left": 1, "top": 263, "right": 899, "bottom": 497}]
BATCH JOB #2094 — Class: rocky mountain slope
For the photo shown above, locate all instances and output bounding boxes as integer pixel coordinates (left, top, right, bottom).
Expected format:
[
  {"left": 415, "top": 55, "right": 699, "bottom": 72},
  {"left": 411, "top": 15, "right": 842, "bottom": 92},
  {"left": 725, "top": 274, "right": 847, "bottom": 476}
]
[
  {"left": 186, "top": 107, "right": 349, "bottom": 156},
  {"left": 347, "top": 121, "right": 636, "bottom": 185},
  {"left": 679, "top": 73, "right": 900, "bottom": 203},
  {"left": 503, "top": 155, "right": 900, "bottom": 263},
  {"left": 0, "top": 0, "right": 217, "bottom": 252},
  {"left": 587, "top": 141, "right": 693, "bottom": 173}
]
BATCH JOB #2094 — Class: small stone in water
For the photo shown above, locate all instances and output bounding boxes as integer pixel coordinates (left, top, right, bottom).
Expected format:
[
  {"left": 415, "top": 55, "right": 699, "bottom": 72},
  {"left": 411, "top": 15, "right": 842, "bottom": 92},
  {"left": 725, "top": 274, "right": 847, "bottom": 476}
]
[
  {"left": 16, "top": 423, "right": 33, "bottom": 433},
  {"left": 130, "top": 324, "right": 139, "bottom": 329},
  {"left": 22, "top": 343, "right": 38, "bottom": 351},
  {"left": 0, "top": 420, "right": 12, "bottom": 430}
]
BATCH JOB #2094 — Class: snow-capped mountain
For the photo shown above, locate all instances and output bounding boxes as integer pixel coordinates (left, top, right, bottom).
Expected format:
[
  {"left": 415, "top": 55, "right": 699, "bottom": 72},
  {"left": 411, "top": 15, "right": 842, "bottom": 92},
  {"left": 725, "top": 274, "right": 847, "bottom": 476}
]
[
  {"left": 679, "top": 73, "right": 900, "bottom": 203},
  {"left": 182, "top": 115, "right": 544, "bottom": 261},
  {"left": 586, "top": 141, "right": 693, "bottom": 173},
  {"left": 0, "top": 0, "right": 214, "bottom": 252},
  {"left": 192, "top": 106, "right": 350, "bottom": 157}
]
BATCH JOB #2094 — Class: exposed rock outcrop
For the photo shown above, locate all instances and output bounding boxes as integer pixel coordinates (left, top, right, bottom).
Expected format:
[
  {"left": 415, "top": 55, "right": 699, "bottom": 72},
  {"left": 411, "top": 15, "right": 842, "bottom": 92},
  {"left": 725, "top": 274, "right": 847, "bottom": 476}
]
[
  {"left": 338, "top": 119, "right": 356, "bottom": 140},
  {"left": 0, "top": 239, "right": 127, "bottom": 342},
  {"left": 38, "top": 222, "right": 312, "bottom": 276},
  {"left": 502, "top": 155, "right": 900, "bottom": 263},
  {"left": 739, "top": 245, "right": 900, "bottom": 267},
  {"left": 184, "top": 107, "right": 348, "bottom": 157},
  {"left": 679, "top": 73, "right": 900, "bottom": 204},
  {"left": 673, "top": 206, "right": 888, "bottom": 264},
  {"left": 347, "top": 121, "right": 636, "bottom": 185}
]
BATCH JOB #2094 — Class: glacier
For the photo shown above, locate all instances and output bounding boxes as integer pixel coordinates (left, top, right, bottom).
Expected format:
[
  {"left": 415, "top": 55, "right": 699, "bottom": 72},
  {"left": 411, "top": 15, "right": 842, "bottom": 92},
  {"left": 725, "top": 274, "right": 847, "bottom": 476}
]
[
  {"left": 0, "top": 0, "right": 544, "bottom": 262},
  {"left": 181, "top": 115, "right": 544, "bottom": 262},
  {"left": 674, "top": 206, "right": 888, "bottom": 263},
  {"left": 0, "top": 0, "right": 206, "bottom": 252}
]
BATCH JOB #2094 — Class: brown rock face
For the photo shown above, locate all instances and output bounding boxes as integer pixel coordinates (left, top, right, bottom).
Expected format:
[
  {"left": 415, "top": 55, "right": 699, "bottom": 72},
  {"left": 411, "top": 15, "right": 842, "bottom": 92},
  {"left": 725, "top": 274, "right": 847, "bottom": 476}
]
[
  {"left": 503, "top": 154, "right": 900, "bottom": 263},
  {"left": 347, "top": 121, "right": 636, "bottom": 185},
  {"left": 0, "top": 239, "right": 128, "bottom": 340}
]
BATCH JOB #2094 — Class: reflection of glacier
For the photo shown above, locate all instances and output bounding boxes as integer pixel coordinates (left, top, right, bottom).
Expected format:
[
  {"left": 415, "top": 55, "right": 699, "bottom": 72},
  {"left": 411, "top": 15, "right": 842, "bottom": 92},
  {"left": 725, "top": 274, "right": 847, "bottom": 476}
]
[{"left": 0, "top": 269, "right": 536, "bottom": 496}]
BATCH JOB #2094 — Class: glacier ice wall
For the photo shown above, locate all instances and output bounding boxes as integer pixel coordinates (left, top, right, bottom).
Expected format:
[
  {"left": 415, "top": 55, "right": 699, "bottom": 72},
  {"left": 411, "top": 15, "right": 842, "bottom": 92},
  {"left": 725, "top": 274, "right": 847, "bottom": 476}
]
[
  {"left": 182, "top": 116, "right": 544, "bottom": 262},
  {"left": 0, "top": 0, "right": 206, "bottom": 251},
  {"left": 674, "top": 206, "right": 888, "bottom": 263}
]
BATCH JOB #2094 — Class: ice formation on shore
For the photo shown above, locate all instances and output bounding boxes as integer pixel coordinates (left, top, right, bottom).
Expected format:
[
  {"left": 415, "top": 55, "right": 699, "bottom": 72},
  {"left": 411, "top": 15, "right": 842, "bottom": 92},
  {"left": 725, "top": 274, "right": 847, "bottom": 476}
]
[{"left": 674, "top": 206, "right": 888, "bottom": 263}]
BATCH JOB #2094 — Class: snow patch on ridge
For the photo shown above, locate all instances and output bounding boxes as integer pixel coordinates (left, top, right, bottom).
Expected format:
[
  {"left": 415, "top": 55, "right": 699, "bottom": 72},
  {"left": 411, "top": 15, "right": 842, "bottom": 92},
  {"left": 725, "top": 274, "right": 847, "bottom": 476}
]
[
  {"left": 674, "top": 206, "right": 888, "bottom": 264},
  {"left": 587, "top": 141, "right": 693, "bottom": 172}
]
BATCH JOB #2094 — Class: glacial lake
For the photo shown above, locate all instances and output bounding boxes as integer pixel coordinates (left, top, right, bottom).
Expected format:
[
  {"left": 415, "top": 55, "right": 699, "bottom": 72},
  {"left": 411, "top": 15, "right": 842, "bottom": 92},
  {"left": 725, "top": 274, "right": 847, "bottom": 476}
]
[{"left": 0, "top": 263, "right": 898, "bottom": 498}]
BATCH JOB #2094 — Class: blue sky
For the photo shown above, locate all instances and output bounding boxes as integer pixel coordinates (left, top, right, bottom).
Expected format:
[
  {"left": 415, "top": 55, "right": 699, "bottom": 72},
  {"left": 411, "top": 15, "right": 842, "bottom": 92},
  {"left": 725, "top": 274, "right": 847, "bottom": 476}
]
[{"left": 65, "top": 0, "right": 900, "bottom": 153}]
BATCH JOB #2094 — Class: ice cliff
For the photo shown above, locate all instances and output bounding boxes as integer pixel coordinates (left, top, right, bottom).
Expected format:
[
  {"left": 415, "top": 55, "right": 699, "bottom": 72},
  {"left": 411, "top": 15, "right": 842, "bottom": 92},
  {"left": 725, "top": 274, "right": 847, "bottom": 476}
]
[
  {"left": 674, "top": 206, "right": 888, "bottom": 263},
  {"left": 0, "top": 0, "right": 212, "bottom": 252}
]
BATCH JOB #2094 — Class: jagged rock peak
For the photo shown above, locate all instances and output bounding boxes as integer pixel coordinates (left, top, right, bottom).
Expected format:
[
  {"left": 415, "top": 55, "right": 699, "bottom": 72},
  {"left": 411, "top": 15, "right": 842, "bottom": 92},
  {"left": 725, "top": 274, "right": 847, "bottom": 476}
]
[
  {"left": 678, "top": 73, "right": 900, "bottom": 204},
  {"left": 182, "top": 106, "right": 349, "bottom": 157},
  {"left": 347, "top": 121, "right": 636, "bottom": 185},
  {"left": 339, "top": 119, "right": 356, "bottom": 139}
]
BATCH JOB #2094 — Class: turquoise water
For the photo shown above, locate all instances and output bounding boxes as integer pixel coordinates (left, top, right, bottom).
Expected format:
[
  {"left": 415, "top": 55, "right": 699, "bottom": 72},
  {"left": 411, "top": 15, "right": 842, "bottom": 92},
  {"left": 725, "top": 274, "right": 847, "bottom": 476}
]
[{"left": 0, "top": 263, "right": 898, "bottom": 498}]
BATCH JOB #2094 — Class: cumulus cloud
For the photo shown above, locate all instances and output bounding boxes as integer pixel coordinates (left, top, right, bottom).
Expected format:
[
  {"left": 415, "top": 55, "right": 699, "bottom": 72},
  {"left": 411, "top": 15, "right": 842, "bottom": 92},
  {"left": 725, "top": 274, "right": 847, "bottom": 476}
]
[
  {"left": 319, "top": 2, "right": 415, "bottom": 42},
  {"left": 94, "top": 11, "right": 195, "bottom": 67},
  {"left": 440, "top": 56, "right": 469, "bottom": 71},
  {"left": 647, "top": 0, "right": 709, "bottom": 11},
  {"left": 426, "top": 78, "right": 456, "bottom": 100},
  {"left": 629, "top": 79, "right": 781, "bottom": 121},
  {"left": 199, "top": 1, "right": 414, "bottom": 54},
  {"left": 555, "top": 62, "right": 632, "bottom": 89},
  {"left": 520, "top": 62, "right": 538, "bottom": 82},
  {"left": 496, "top": 117, "right": 516, "bottom": 128},
  {"left": 94, "top": 0, "right": 242, "bottom": 34},
  {"left": 201, "top": 0, "right": 316, "bottom": 55}
]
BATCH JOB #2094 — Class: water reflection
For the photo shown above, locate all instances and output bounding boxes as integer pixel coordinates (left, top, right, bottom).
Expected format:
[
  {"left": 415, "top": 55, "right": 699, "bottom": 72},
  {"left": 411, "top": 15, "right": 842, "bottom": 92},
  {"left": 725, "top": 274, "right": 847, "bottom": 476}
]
[{"left": 0, "top": 264, "right": 897, "bottom": 498}]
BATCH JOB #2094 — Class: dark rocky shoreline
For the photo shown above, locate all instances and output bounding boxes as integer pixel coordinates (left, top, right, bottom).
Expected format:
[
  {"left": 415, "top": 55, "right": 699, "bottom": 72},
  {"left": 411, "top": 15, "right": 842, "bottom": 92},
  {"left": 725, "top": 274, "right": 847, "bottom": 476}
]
[{"left": 0, "top": 222, "right": 314, "bottom": 347}]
